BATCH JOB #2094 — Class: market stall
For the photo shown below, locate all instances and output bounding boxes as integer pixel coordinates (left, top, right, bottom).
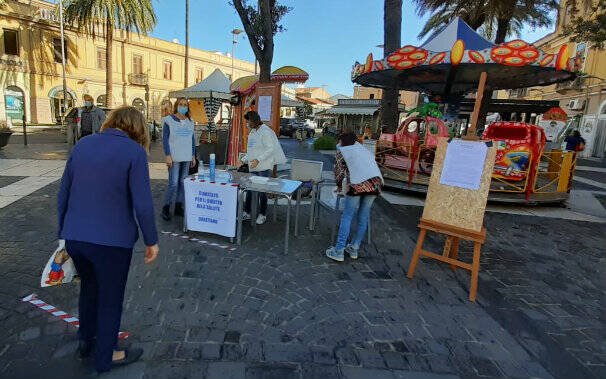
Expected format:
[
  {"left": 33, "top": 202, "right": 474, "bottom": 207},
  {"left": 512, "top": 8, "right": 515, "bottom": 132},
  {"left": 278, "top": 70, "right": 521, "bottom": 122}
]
[
  {"left": 351, "top": 17, "right": 581, "bottom": 203},
  {"left": 228, "top": 66, "right": 309, "bottom": 166}
]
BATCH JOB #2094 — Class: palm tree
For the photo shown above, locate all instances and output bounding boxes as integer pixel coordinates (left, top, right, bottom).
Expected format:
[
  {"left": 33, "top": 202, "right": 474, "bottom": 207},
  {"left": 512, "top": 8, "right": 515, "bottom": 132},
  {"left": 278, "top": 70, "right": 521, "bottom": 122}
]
[
  {"left": 415, "top": 0, "right": 557, "bottom": 44},
  {"left": 63, "top": 0, "right": 157, "bottom": 107},
  {"left": 380, "top": 0, "right": 402, "bottom": 134}
]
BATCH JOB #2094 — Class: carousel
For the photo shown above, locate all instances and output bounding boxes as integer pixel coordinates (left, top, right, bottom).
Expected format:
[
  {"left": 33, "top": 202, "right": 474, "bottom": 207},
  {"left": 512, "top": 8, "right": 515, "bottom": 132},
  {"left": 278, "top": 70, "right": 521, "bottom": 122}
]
[
  {"left": 351, "top": 17, "right": 582, "bottom": 203},
  {"left": 228, "top": 66, "right": 309, "bottom": 166}
]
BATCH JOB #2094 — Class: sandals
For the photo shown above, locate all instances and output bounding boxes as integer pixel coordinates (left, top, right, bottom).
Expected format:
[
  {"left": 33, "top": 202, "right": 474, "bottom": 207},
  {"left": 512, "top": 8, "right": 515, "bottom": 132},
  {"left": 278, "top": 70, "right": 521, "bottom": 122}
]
[{"left": 112, "top": 348, "right": 143, "bottom": 367}]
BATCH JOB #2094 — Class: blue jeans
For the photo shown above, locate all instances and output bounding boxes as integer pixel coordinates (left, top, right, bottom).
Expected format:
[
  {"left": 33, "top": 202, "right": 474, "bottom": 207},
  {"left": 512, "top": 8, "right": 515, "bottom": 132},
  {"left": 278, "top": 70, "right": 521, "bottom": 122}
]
[
  {"left": 245, "top": 169, "right": 272, "bottom": 215},
  {"left": 336, "top": 194, "right": 376, "bottom": 251},
  {"left": 164, "top": 161, "right": 189, "bottom": 206}
]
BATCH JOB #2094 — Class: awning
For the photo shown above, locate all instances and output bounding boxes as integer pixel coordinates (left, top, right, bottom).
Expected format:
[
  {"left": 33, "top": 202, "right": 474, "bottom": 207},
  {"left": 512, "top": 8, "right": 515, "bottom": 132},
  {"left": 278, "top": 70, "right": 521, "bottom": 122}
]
[
  {"left": 320, "top": 107, "right": 378, "bottom": 116},
  {"left": 281, "top": 96, "right": 303, "bottom": 107}
]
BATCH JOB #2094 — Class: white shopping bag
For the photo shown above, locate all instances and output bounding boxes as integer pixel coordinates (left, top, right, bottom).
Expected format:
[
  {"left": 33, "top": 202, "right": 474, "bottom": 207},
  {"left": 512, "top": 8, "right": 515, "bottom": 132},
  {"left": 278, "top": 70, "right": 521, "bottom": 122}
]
[{"left": 40, "top": 240, "right": 78, "bottom": 287}]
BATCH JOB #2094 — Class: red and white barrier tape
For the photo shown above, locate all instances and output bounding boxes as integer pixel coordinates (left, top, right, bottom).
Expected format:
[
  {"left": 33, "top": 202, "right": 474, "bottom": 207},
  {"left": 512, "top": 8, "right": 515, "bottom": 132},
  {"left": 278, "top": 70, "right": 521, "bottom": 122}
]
[
  {"left": 161, "top": 231, "right": 237, "bottom": 251},
  {"left": 21, "top": 294, "right": 130, "bottom": 339}
]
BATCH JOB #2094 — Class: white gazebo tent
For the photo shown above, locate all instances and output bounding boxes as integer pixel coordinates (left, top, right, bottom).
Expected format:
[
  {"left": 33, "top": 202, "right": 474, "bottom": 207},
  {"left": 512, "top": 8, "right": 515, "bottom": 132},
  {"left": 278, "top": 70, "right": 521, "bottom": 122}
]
[{"left": 169, "top": 68, "right": 233, "bottom": 167}]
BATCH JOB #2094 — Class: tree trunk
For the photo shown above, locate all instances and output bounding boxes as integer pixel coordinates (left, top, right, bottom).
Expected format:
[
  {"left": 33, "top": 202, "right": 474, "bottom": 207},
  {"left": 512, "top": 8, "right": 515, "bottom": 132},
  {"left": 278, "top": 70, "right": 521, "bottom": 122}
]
[
  {"left": 105, "top": 20, "right": 113, "bottom": 108},
  {"left": 494, "top": 18, "right": 509, "bottom": 44},
  {"left": 257, "top": 0, "right": 273, "bottom": 83},
  {"left": 184, "top": 0, "right": 189, "bottom": 88},
  {"left": 379, "top": 0, "right": 402, "bottom": 134},
  {"left": 475, "top": 18, "right": 511, "bottom": 134}
]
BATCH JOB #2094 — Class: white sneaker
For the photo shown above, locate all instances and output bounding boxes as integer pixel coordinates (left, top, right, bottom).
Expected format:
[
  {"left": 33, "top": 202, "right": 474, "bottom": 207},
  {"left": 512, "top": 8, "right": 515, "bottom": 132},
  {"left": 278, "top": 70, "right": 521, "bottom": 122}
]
[
  {"left": 256, "top": 214, "right": 267, "bottom": 225},
  {"left": 242, "top": 212, "right": 251, "bottom": 221}
]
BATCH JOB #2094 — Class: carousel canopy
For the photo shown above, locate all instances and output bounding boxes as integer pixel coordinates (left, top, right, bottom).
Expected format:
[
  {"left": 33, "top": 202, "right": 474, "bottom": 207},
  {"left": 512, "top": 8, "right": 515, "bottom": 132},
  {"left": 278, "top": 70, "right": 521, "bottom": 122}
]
[
  {"left": 421, "top": 17, "right": 494, "bottom": 52},
  {"left": 351, "top": 19, "right": 579, "bottom": 97},
  {"left": 169, "top": 68, "right": 232, "bottom": 100}
]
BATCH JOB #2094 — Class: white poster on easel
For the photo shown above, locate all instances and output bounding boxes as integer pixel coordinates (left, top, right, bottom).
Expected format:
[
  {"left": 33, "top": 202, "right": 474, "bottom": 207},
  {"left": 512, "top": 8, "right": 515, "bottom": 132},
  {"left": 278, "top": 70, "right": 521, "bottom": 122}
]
[
  {"left": 439, "top": 140, "right": 488, "bottom": 190},
  {"left": 258, "top": 95, "right": 272, "bottom": 121},
  {"left": 184, "top": 180, "right": 238, "bottom": 237}
]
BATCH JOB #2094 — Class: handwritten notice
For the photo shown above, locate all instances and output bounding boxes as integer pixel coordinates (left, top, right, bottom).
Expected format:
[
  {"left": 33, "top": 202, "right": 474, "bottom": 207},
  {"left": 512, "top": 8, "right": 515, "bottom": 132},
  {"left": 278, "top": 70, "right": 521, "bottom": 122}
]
[
  {"left": 258, "top": 95, "right": 272, "bottom": 121},
  {"left": 184, "top": 180, "right": 237, "bottom": 237},
  {"left": 439, "top": 140, "right": 488, "bottom": 190}
]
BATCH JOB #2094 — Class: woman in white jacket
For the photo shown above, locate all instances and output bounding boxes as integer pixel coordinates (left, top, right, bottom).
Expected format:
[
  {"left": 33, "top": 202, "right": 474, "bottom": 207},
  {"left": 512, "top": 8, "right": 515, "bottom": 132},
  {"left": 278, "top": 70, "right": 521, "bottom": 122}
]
[{"left": 242, "top": 111, "right": 286, "bottom": 225}]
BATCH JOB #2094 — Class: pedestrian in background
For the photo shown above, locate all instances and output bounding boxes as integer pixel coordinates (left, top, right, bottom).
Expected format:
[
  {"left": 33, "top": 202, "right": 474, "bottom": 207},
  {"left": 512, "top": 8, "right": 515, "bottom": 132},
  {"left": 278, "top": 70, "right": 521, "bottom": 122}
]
[
  {"left": 57, "top": 106, "right": 159, "bottom": 373},
  {"left": 326, "top": 132, "right": 383, "bottom": 262},
  {"left": 79, "top": 94, "right": 106, "bottom": 139},
  {"left": 161, "top": 97, "right": 196, "bottom": 221},
  {"left": 564, "top": 130, "right": 585, "bottom": 152},
  {"left": 242, "top": 110, "right": 287, "bottom": 225}
]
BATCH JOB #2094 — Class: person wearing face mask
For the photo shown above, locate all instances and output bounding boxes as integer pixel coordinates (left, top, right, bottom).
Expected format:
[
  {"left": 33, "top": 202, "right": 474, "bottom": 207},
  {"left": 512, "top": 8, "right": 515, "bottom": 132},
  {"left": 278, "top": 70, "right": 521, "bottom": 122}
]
[
  {"left": 79, "top": 94, "right": 106, "bottom": 139},
  {"left": 242, "top": 110, "right": 287, "bottom": 225},
  {"left": 161, "top": 97, "right": 196, "bottom": 221}
]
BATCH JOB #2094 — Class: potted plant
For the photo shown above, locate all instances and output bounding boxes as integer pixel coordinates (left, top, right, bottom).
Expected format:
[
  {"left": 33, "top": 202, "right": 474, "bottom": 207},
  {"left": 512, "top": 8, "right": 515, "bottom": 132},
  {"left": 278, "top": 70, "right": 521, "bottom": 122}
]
[{"left": 0, "top": 121, "right": 13, "bottom": 148}]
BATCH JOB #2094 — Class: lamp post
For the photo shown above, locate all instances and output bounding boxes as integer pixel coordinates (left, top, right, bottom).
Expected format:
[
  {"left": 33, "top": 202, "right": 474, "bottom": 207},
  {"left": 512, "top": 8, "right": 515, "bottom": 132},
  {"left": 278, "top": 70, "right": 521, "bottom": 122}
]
[
  {"left": 231, "top": 28, "right": 243, "bottom": 81},
  {"left": 58, "top": 0, "right": 68, "bottom": 122}
]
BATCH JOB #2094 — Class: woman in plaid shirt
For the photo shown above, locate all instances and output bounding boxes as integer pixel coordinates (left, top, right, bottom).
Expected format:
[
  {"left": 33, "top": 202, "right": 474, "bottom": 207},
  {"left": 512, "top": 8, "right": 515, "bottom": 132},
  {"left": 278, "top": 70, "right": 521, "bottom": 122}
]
[{"left": 326, "top": 132, "right": 383, "bottom": 262}]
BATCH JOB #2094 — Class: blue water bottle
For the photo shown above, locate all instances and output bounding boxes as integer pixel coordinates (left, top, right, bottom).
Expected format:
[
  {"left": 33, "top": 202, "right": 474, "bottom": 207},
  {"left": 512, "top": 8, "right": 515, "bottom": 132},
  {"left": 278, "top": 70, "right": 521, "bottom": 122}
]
[{"left": 209, "top": 153, "right": 216, "bottom": 182}]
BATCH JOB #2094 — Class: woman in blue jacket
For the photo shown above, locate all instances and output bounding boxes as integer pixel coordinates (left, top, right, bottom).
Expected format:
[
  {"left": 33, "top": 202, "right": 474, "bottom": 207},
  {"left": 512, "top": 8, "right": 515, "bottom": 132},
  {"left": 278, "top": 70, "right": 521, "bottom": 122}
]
[
  {"left": 57, "top": 106, "right": 159, "bottom": 373},
  {"left": 161, "top": 97, "right": 196, "bottom": 220}
]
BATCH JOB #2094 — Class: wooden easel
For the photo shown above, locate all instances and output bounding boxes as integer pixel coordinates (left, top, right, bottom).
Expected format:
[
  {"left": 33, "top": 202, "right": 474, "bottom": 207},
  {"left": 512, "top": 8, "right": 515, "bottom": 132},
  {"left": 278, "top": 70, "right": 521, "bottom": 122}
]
[
  {"left": 406, "top": 71, "right": 493, "bottom": 302},
  {"left": 407, "top": 219, "right": 486, "bottom": 301}
]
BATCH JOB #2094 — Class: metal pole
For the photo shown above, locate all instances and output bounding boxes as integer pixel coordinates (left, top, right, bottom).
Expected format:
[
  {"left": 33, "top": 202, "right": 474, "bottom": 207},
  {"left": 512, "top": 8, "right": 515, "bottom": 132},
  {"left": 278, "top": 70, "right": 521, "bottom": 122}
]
[
  {"left": 184, "top": 0, "right": 189, "bottom": 88},
  {"left": 232, "top": 32, "right": 235, "bottom": 80},
  {"left": 22, "top": 113, "right": 27, "bottom": 146},
  {"left": 59, "top": 0, "right": 68, "bottom": 124}
]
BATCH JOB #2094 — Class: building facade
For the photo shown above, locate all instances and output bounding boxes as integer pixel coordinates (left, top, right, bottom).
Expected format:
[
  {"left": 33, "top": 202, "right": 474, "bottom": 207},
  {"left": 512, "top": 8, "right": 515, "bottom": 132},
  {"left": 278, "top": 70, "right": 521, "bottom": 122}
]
[
  {"left": 0, "top": 0, "right": 256, "bottom": 124},
  {"left": 504, "top": 0, "right": 606, "bottom": 157},
  {"left": 353, "top": 86, "right": 420, "bottom": 110}
]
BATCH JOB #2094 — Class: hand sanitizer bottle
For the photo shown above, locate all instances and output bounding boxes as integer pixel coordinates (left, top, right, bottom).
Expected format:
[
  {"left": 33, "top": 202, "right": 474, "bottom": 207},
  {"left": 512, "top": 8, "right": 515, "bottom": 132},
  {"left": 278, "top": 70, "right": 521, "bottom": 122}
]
[
  {"left": 209, "top": 153, "right": 216, "bottom": 182},
  {"left": 197, "top": 158, "right": 204, "bottom": 179}
]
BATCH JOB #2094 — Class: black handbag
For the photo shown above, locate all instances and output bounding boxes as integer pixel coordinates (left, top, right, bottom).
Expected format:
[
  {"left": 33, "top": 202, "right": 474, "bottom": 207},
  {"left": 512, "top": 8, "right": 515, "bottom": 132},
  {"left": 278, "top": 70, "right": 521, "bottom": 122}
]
[{"left": 188, "top": 158, "right": 199, "bottom": 175}]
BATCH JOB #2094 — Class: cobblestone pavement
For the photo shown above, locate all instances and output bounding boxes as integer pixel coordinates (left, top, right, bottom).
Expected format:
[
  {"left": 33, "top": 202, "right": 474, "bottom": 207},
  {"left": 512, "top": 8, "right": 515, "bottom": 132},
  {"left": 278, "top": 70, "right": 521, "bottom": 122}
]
[
  {"left": 1, "top": 136, "right": 605, "bottom": 379},
  {"left": 1, "top": 175, "right": 604, "bottom": 379}
]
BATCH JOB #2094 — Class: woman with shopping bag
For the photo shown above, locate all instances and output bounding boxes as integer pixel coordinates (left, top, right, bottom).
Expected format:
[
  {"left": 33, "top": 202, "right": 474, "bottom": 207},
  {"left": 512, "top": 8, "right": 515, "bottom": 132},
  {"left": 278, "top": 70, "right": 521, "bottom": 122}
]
[{"left": 57, "top": 106, "right": 159, "bottom": 373}]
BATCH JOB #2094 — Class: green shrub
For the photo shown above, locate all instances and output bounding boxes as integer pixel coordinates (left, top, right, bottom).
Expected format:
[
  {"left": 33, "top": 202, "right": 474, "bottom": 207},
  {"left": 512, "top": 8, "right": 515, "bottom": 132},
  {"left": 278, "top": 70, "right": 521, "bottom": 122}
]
[{"left": 313, "top": 135, "right": 337, "bottom": 150}]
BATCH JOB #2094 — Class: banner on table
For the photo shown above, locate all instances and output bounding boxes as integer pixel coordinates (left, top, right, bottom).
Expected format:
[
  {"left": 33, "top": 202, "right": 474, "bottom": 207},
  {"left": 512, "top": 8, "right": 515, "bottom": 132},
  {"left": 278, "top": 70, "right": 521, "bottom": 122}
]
[{"left": 184, "top": 180, "right": 238, "bottom": 237}]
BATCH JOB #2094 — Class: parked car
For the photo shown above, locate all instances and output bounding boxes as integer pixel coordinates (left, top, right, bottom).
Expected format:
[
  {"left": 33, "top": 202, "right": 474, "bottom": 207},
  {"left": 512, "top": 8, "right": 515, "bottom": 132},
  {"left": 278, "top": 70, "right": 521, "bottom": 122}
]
[
  {"left": 64, "top": 106, "right": 112, "bottom": 145},
  {"left": 279, "top": 118, "right": 294, "bottom": 137}
]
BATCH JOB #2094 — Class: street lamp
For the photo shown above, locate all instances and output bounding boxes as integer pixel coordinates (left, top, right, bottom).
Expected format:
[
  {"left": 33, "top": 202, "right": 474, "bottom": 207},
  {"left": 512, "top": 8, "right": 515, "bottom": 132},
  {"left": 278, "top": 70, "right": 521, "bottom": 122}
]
[{"left": 231, "top": 28, "right": 244, "bottom": 81}]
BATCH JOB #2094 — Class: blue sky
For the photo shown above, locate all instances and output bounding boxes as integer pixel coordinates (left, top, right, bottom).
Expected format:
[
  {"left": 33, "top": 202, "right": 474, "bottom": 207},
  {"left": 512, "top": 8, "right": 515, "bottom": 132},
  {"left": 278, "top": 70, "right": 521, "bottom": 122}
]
[{"left": 149, "top": 0, "right": 557, "bottom": 96}]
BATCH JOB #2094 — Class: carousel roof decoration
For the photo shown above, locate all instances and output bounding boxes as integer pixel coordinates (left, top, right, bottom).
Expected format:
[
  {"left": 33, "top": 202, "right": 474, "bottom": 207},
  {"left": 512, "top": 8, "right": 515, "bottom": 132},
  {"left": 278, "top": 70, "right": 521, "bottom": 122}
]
[
  {"left": 351, "top": 17, "right": 579, "bottom": 97},
  {"left": 542, "top": 107, "right": 568, "bottom": 121},
  {"left": 230, "top": 66, "right": 309, "bottom": 95}
]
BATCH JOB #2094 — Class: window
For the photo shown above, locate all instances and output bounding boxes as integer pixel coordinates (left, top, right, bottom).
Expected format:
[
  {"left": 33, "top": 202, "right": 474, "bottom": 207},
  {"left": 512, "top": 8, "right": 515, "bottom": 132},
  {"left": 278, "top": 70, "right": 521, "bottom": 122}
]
[
  {"left": 195, "top": 68, "right": 203, "bottom": 83},
  {"left": 3, "top": 29, "right": 19, "bottom": 56},
  {"left": 96, "top": 48, "right": 106, "bottom": 70},
  {"left": 163, "top": 60, "right": 172, "bottom": 80},
  {"left": 96, "top": 94, "right": 106, "bottom": 106},
  {"left": 53, "top": 37, "right": 68, "bottom": 63},
  {"left": 132, "top": 54, "right": 143, "bottom": 75},
  {"left": 369, "top": 94, "right": 375, "bottom": 99}
]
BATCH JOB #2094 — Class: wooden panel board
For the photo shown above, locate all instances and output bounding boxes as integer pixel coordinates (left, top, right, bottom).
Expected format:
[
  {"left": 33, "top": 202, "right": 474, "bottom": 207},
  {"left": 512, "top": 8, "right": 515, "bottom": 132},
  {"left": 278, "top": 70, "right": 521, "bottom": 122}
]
[
  {"left": 422, "top": 138, "right": 497, "bottom": 232},
  {"left": 256, "top": 82, "right": 281, "bottom": 136}
]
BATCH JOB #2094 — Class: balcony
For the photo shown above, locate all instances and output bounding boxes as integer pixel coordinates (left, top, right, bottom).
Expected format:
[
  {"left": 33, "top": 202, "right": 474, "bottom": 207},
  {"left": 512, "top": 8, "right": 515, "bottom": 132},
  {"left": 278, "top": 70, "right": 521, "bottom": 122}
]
[
  {"left": 128, "top": 73, "right": 148, "bottom": 86},
  {"left": 555, "top": 76, "right": 586, "bottom": 94}
]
